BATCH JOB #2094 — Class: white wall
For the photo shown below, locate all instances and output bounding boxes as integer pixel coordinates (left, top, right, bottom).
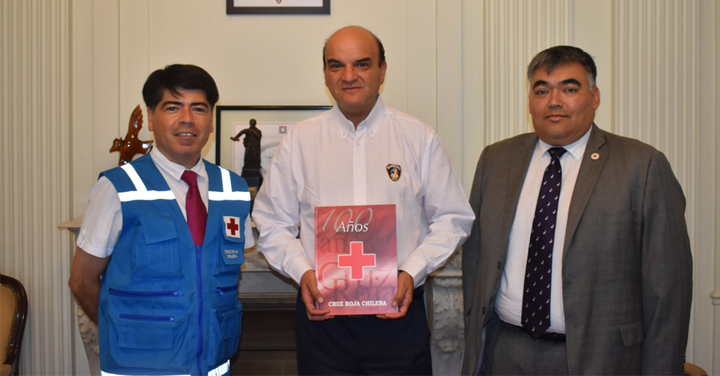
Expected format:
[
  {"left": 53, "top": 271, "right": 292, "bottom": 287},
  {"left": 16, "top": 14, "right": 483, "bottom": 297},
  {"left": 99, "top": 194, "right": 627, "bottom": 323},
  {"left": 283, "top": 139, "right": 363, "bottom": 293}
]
[{"left": 0, "top": 0, "right": 715, "bottom": 374}]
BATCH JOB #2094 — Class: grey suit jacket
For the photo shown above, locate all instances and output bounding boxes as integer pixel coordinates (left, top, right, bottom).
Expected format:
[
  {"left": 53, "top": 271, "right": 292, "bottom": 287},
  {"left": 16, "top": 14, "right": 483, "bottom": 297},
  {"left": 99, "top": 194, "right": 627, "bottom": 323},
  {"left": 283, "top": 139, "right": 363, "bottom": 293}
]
[{"left": 461, "top": 125, "right": 692, "bottom": 375}]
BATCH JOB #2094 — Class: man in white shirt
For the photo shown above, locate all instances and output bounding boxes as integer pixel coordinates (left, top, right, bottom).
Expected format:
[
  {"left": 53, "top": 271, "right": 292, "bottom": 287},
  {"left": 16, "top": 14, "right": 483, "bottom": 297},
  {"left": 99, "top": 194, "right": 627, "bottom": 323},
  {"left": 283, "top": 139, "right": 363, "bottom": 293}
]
[
  {"left": 69, "top": 64, "right": 254, "bottom": 376},
  {"left": 252, "top": 26, "right": 474, "bottom": 375}
]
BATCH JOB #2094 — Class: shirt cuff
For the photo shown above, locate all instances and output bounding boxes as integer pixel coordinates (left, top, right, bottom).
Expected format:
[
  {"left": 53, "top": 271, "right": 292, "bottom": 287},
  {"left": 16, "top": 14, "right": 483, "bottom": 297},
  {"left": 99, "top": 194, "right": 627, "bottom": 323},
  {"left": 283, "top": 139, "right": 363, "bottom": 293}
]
[
  {"left": 287, "top": 257, "right": 315, "bottom": 285},
  {"left": 398, "top": 256, "right": 428, "bottom": 288}
]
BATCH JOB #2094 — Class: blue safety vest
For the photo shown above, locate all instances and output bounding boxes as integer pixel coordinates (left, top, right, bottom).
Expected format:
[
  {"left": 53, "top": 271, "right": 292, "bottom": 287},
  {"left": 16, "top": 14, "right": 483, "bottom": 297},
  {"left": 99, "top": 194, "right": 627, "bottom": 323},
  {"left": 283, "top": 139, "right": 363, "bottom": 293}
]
[{"left": 97, "top": 154, "right": 250, "bottom": 376}]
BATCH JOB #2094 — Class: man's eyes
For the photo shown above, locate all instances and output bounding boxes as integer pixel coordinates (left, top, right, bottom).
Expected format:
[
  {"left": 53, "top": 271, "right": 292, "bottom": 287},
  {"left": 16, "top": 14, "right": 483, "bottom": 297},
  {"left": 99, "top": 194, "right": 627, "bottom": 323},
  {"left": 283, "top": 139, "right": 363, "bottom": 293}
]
[
  {"left": 162, "top": 105, "right": 207, "bottom": 112},
  {"left": 329, "top": 62, "right": 370, "bottom": 70},
  {"left": 534, "top": 87, "right": 579, "bottom": 95}
]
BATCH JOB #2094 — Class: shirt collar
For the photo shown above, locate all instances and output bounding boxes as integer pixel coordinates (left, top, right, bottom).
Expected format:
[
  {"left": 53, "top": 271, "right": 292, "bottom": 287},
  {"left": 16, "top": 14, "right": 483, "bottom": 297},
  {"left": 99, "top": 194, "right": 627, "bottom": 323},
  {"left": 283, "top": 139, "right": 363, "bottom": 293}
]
[
  {"left": 332, "top": 95, "right": 386, "bottom": 140},
  {"left": 150, "top": 146, "right": 207, "bottom": 182},
  {"left": 536, "top": 126, "right": 592, "bottom": 162}
]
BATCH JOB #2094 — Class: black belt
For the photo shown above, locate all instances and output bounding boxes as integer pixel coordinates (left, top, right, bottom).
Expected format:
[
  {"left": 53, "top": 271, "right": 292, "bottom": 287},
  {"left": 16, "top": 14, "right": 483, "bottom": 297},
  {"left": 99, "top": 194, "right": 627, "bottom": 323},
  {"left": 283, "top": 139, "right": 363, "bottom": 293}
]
[
  {"left": 536, "top": 331, "right": 566, "bottom": 342},
  {"left": 497, "top": 314, "right": 566, "bottom": 342}
]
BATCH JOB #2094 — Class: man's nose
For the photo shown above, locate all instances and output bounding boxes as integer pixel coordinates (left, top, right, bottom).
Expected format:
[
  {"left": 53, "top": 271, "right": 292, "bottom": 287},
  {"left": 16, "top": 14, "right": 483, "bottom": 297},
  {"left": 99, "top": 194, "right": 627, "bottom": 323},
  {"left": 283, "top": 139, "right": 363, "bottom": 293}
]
[
  {"left": 179, "top": 107, "right": 194, "bottom": 124},
  {"left": 548, "top": 89, "right": 562, "bottom": 107},
  {"left": 342, "top": 66, "right": 357, "bottom": 82}
]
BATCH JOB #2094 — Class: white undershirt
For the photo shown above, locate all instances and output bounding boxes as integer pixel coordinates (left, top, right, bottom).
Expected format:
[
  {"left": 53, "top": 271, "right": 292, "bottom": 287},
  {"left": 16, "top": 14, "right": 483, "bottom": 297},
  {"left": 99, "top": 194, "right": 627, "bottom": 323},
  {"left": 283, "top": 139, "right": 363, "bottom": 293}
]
[{"left": 494, "top": 128, "right": 591, "bottom": 334}]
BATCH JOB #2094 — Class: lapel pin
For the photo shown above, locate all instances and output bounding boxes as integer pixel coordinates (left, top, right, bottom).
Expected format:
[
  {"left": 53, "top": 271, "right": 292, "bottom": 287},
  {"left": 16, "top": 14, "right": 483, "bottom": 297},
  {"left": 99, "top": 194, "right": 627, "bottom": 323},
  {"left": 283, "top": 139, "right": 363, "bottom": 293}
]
[{"left": 591, "top": 153, "right": 600, "bottom": 160}]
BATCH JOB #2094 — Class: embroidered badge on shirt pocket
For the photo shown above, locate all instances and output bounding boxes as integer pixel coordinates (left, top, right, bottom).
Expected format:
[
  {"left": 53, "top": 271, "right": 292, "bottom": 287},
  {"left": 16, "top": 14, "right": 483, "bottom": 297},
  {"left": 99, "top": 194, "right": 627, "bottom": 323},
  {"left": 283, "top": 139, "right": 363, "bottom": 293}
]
[{"left": 386, "top": 164, "right": 402, "bottom": 181}]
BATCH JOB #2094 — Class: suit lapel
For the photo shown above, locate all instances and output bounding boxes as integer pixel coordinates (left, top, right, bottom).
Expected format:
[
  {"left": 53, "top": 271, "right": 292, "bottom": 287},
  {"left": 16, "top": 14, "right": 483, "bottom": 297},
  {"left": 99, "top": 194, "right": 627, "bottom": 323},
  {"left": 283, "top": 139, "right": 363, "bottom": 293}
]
[
  {"left": 563, "top": 124, "right": 607, "bottom": 260},
  {"left": 499, "top": 134, "right": 537, "bottom": 249}
]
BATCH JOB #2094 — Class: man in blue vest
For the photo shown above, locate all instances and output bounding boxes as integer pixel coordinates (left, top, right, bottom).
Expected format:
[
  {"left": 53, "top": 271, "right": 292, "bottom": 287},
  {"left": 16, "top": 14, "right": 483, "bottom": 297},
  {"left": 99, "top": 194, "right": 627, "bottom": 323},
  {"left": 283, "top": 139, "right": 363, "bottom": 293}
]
[{"left": 69, "top": 64, "right": 253, "bottom": 376}]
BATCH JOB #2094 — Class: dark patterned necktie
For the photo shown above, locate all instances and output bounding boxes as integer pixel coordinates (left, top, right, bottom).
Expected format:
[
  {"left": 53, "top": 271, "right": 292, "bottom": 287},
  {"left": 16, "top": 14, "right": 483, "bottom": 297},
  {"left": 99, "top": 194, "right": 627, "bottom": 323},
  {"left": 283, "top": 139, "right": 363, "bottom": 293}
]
[
  {"left": 181, "top": 170, "right": 207, "bottom": 246},
  {"left": 521, "top": 147, "right": 566, "bottom": 339}
]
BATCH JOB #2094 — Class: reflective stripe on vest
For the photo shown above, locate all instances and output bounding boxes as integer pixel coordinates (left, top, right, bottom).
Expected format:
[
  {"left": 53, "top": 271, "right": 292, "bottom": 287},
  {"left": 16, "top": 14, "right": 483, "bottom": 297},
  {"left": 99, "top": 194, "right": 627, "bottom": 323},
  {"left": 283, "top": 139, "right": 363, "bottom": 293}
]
[
  {"left": 100, "top": 359, "right": 230, "bottom": 376},
  {"left": 208, "top": 360, "right": 230, "bottom": 376},
  {"left": 208, "top": 167, "right": 251, "bottom": 202},
  {"left": 116, "top": 164, "right": 175, "bottom": 202}
]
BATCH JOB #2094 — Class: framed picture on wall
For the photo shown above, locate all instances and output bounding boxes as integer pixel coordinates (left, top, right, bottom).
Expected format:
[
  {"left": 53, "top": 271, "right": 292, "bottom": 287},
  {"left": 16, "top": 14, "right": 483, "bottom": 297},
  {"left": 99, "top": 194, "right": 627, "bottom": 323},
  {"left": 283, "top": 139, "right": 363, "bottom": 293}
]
[
  {"left": 215, "top": 105, "right": 331, "bottom": 177},
  {"left": 226, "top": 0, "right": 330, "bottom": 15}
]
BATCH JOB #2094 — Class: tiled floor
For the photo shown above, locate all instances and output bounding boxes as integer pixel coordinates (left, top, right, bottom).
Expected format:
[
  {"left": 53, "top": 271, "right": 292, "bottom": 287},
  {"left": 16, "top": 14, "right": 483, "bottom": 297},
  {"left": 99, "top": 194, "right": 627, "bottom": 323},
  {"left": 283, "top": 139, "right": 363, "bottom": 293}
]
[{"left": 231, "top": 310, "right": 298, "bottom": 375}]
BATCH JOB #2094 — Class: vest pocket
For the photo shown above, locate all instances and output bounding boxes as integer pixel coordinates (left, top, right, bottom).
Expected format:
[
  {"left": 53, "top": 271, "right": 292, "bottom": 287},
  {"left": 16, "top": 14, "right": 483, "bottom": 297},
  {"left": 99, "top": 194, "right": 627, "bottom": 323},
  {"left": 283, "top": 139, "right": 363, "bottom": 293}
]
[
  {"left": 110, "top": 288, "right": 182, "bottom": 298},
  {"left": 216, "top": 284, "right": 239, "bottom": 296},
  {"left": 110, "top": 311, "right": 189, "bottom": 369},
  {"left": 133, "top": 214, "right": 182, "bottom": 279},
  {"left": 215, "top": 231, "right": 245, "bottom": 276},
  {"left": 206, "top": 302, "right": 242, "bottom": 365}
]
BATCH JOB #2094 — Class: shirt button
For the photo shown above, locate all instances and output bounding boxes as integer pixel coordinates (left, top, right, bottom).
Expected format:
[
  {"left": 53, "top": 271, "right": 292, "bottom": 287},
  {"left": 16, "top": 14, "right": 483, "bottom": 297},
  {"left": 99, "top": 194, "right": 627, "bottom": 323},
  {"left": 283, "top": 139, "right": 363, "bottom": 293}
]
[
  {"left": 357, "top": 169, "right": 361, "bottom": 173},
  {"left": 356, "top": 142, "right": 361, "bottom": 146},
  {"left": 356, "top": 198, "right": 362, "bottom": 202}
]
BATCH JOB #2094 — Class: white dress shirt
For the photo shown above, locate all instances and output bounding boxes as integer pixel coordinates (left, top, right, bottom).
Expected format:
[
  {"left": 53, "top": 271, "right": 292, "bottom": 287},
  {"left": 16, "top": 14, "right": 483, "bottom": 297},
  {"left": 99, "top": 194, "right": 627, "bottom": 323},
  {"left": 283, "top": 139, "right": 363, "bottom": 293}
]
[
  {"left": 252, "top": 97, "right": 475, "bottom": 287},
  {"left": 77, "top": 147, "right": 254, "bottom": 258},
  {"left": 494, "top": 128, "right": 591, "bottom": 333}
]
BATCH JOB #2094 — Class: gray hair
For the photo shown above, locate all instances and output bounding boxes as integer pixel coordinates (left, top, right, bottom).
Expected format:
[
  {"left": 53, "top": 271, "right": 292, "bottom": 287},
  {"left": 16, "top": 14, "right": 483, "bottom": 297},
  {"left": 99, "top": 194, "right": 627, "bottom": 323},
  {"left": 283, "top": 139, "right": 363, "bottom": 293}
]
[{"left": 527, "top": 45, "right": 597, "bottom": 88}]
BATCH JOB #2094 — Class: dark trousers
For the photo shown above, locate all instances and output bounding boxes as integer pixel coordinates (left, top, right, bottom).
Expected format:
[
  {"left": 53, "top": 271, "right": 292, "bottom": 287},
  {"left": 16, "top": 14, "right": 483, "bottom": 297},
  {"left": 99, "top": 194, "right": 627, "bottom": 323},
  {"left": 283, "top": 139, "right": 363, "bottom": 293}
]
[
  {"left": 481, "top": 313, "right": 568, "bottom": 375},
  {"left": 295, "top": 288, "right": 432, "bottom": 375}
]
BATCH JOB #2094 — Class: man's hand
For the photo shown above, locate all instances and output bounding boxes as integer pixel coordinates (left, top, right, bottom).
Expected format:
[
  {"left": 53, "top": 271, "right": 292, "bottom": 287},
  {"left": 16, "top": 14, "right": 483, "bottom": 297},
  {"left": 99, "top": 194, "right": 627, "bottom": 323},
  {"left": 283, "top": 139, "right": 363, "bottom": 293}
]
[
  {"left": 300, "top": 270, "right": 334, "bottom": 321},
  {"left": 378, "top": 271, "right": 414, "bottom": 319}
]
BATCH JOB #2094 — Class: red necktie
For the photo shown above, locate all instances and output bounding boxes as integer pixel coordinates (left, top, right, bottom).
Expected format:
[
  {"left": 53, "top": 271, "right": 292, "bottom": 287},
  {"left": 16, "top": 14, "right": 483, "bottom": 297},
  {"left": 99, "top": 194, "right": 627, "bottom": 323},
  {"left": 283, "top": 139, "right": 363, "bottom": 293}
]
[{"left": 181, "top": 170, "right": 207, "bottom": 246}]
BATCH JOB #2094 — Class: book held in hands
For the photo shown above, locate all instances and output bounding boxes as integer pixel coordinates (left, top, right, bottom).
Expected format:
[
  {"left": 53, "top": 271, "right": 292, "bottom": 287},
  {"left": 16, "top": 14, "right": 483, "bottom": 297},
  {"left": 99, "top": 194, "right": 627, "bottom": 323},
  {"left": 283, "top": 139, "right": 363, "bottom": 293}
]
[{"left": 314, "top": 204, "right": 398, "bottom": 315}]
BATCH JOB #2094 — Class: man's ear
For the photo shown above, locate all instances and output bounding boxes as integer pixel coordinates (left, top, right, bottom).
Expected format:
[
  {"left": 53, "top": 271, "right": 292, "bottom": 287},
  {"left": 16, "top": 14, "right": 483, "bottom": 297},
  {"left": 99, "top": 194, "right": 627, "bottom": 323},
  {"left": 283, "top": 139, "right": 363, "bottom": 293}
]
[
  {"left": 147, "top": 107, "right": 154, "bottom": 131},
  {"left": 592, "top": 86, "right": 600, "bottom": 110},
  {"left": 379, "top": 60, "right": 387, "bottom": 85}
]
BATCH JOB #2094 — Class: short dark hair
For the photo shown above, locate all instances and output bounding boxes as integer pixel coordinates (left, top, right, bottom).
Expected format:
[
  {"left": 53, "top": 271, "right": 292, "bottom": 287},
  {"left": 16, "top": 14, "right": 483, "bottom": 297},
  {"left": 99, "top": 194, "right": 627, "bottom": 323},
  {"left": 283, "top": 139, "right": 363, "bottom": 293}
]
[
  {"left": 322, "top": 27, "right": 386, "bottom": 68},
  {"left": 142, "top": 64, "right": 219, "bottom": 111},
  {"left": 527, "top": 45, "right": 597, "bottom": 88}
]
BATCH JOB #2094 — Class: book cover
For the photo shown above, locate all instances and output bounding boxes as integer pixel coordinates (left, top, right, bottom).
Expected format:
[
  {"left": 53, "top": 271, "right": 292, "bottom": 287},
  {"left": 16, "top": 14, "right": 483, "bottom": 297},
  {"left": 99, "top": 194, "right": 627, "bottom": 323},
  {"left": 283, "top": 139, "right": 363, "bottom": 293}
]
[{"left": 314, "top": 204, "right": 398, "bottom": 315}]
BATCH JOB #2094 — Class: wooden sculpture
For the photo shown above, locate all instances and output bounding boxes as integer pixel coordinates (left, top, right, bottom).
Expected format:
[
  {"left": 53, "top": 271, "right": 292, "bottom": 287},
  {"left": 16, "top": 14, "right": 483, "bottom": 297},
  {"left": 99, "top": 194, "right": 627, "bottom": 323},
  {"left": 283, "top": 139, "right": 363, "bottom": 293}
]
[{"left": 110, "top": 105, "right": 154, "bottom": 166}]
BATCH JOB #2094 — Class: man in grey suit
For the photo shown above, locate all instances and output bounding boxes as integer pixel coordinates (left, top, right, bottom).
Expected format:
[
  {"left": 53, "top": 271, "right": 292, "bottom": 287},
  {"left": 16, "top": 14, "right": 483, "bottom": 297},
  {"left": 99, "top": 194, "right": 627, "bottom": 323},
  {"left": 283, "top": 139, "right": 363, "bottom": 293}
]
[{"left": 462, "top": 45, "right": 692, "bottom": 375}]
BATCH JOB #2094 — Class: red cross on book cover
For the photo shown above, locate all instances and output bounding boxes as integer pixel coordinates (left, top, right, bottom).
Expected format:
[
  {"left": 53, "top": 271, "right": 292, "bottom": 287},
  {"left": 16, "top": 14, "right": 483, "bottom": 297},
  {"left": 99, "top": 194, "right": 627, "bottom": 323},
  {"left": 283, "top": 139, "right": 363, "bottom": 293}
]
[{"left": 315, "top": 204, "right": 398, "bottom": 315}]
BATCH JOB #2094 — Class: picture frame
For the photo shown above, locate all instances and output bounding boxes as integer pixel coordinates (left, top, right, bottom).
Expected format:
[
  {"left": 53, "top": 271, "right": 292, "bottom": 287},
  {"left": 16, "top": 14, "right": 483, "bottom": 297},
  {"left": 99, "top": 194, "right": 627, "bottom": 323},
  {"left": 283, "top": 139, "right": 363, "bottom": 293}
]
[
  {"left": 215, "top": 105, "right": 331, "bottom": 176},
  {"left": 226, "top": 0, "right": 330, "bottom": 15}
]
